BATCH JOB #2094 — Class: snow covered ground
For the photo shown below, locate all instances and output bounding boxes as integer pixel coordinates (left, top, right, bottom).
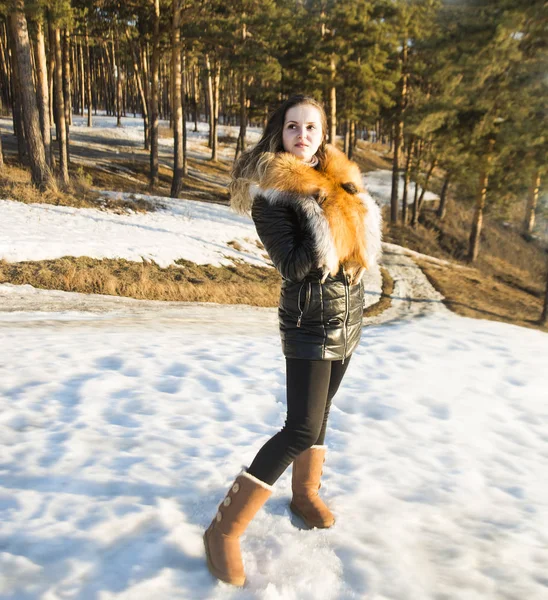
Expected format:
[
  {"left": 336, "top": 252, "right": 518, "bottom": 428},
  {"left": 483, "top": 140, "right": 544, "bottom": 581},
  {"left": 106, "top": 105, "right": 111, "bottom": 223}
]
[
  {"left": 1, "top": 278, "right": 547, "bottom": 599},
  {"left": 0, "top": 197, "right": 267, "bottom": 269}
]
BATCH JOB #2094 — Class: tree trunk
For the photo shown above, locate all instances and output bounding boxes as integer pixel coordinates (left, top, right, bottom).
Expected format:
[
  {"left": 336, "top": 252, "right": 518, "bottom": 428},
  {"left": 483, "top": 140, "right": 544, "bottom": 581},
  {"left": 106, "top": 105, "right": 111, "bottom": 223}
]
[
  {"left": 468, "top": 143, "right": 494, "bottom": 263},
  {"left": 211, "top": 58, "right": 220, "bottom": 161},
  {"left": 205, "top": 53, "right": 214, "bottom": 149},
  {"left": 523, "top": 170, "right": 540, "bottom": 234},
  {"left": 141, "top": 43, "right": 151, "bottom": 149},
  {"left": 192, "top": 62, "right": 199, "bottom": 132},
  {"left": 541, "top": 261, "right": 548, "bottom": 326},
  {"left": 78, "top": 40, "right": 85, "bottom": 117},
  {"left": 0, "top": 24, "right": 11, "bottom": 111},
  {"left": 170, "top": 0, "right": 183, "bottom": 198},
  {"left": 391, "top": 40, "right": 408, "bottom": 225},
  {"left": 343, "top": 119, "right": 350, "bottom": 155},
  {"left": 127, "top": 32, "right": 149, "bottom": 149},
  {"left": 235, "top": 72, "right": 247, "bottom": 160},
  {"left": 390, "top": 119, "right": 402, "bottom": 223},
  {"left": 114, "top": 33, "right": 122, "bottom": 127},
  {"left": 9, "top": 3, "right": 52, "bottom": 188},
  {"left": 84, "top": 26, "right": 92, "bottom": 127},
  {"left": 182, "top": 51, "right": 188, "bottom": 177},
  {"left": 401, "top": 137, "right": 414, "bottom": 225},
  {"left": 62, "top": 29, "right": 72, "bottom": 127},
  {"left": 329, "top": 56, "right": 336, "bottom": 144},
  {"left": 53, "top": 26, "right": 69, "bottom": 185},
  {"left": 47, "top": 21, "right": 55, "bottom": 125},
  {"left": 149, "top": 0, "right": 160, "bottom": 187},
  {"left": 347, "top": 120, "right": 355, "bottom": 159},
  {"left": 0, "top": 126, "right": 4, "bottom": 167},
  {"left": 7, "top": 19, "right": 27, "bottom": 163},
  {"left": 417, "top": 158, "right": 437, "bottom": 213},
  {"left": 411, "top": 146, "right": 423, "bottom": 229},
  {"left": 437, "top": 172, "right": 451, "bottom": 219},
  {"left": 32, "top": 17, "right": 52, "bottom": 168}
]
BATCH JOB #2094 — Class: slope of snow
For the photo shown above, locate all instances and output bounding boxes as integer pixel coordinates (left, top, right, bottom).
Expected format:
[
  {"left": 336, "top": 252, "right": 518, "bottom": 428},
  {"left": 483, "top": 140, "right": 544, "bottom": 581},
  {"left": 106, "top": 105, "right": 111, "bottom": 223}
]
[
  {"left": 0, "top": 293, "right": 547, "bottom": 599},
  {"left": 0, "top": 197, "right": 266, "bottom": 268},
  {"left": 364, "top": 169, "right": 439, "bottom": 206}
]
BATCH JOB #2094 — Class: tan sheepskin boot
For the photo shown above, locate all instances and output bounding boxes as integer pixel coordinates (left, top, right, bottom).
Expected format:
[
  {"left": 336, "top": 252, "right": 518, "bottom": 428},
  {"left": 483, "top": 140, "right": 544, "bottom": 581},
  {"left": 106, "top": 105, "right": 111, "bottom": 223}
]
[
  {"left": 290, "top": 445, "right": 335, "bottom": 528},
  {"left": 203, "top": 470, "right": 272, "bottom": 587}
]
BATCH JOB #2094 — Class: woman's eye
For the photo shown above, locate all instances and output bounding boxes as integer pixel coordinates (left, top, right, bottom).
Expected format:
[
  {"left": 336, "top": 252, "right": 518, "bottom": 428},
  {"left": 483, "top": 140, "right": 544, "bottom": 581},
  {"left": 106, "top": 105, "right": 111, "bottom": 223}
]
[{"left": 308, "top": 125, "right": 316, "bottom": 130}]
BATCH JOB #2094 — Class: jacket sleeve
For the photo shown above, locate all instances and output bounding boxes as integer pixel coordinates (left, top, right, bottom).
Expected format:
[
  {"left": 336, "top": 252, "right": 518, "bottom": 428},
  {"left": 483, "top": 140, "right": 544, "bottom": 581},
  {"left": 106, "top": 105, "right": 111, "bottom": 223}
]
[{"left": 251, "top": 193, "right": 317, "bottom": 282}]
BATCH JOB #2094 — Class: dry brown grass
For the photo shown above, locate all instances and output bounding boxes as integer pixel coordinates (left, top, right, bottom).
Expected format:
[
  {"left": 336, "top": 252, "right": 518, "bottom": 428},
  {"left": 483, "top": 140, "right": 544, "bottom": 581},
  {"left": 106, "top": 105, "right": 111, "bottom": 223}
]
[
  {"left": 385, "top": 196, "right": 548, "bottom": 332},
  {"left": 417, "top": 259, "right": 547, "bottom": 332},
  {"left": 0, "top": 162, "right": 158, "bottom": 213},
  {"left": 0, "top": 256, "right": 282, "bottom": 306}
]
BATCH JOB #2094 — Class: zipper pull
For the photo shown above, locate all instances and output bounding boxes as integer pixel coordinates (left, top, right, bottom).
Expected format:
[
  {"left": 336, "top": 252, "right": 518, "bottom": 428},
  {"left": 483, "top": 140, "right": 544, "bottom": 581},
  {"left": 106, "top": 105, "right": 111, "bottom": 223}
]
[{"left": 297, "top": 314, "right": 302, "bottom": 328}]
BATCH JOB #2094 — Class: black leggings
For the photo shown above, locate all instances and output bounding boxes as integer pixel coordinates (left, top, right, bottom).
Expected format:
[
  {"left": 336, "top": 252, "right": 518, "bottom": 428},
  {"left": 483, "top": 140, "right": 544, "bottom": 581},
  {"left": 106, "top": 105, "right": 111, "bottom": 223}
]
[{"left": 247, "top": 356, "right": 351, "bottom": 486}]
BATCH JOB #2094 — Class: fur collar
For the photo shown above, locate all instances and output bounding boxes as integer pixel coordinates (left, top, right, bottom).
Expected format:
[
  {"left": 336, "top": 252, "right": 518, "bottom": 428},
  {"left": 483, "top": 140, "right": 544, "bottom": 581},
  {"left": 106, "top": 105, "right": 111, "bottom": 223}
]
[
  {"left": 255, "top": 144, "right": 364, "bottom": 200},
  {"left": 250, "top": 144, "right": 382, "bottom": 279}
]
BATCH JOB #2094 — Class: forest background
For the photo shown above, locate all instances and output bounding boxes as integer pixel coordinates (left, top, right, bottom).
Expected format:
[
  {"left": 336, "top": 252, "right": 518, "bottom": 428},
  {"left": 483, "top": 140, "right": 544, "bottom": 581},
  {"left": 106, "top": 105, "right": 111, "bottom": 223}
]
[{"left": 0, "top": 0, "right": 547, "bottom": 329}]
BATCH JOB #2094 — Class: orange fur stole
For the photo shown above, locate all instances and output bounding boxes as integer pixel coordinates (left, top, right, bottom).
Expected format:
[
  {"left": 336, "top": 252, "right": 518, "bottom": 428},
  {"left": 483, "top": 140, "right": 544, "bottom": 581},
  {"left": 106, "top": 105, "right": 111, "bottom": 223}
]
[{"left": 260, "top": 144, "right": 374, "bottom": 283}]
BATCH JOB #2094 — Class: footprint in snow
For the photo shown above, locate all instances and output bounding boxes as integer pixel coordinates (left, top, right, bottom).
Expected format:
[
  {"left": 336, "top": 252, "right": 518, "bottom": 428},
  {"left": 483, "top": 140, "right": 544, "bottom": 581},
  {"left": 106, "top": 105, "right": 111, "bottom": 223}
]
[{"left": 95, "top": 355, "right": 124, "bottom": 371}]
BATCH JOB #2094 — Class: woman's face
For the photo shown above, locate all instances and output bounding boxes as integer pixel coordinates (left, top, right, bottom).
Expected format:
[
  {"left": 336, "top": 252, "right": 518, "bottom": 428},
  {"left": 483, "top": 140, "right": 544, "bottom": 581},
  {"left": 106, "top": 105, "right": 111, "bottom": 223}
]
[{"left": 282, "top": 104, "right": 324, "bottom": 161}]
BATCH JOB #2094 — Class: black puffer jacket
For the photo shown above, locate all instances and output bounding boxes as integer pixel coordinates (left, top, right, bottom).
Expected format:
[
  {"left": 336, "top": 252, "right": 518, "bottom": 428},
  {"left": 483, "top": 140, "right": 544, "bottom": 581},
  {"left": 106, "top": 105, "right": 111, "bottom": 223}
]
[{"left": 251, "top": 188, "right": 377, "bottom": 361}]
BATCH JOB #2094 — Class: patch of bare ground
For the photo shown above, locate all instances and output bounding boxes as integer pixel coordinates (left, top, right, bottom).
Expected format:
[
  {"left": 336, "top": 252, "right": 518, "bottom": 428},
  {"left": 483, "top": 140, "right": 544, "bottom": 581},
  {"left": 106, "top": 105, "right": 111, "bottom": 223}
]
[
  {"left": 0, "top": 161, "right": 158, "bottom": 213},
  {"left": 87, "top": 156, "right": 230, "bottom": 204},
  {"left": 0, "top": 256, "right": 281, "bottom": 307},
  {"left": 351, "top": 141, "right": 393, "bottom": 173},
  {"left": 385, "top": 198, "right": 547, "bottom": 332},
  {"left": 363, "top": 267, "right": 393, "bottom": 318}
]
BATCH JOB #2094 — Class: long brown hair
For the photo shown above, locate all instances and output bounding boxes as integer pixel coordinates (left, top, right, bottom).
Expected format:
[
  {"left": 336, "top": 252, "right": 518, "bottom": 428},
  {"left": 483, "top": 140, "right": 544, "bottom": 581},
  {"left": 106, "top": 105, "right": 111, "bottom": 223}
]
[{"left": 230, "top": 94, "right": 328, "bottom": 214}]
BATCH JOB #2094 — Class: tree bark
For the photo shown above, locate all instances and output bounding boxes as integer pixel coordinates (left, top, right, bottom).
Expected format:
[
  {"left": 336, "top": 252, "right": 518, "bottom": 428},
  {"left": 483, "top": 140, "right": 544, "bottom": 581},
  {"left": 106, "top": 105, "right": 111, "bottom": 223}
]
[
  {"left": 523, "top": 170, "right": 540, "bottom": 234},
  {"left": 192, "top": 62, "right": 199, "bottom": 132},
  {"left": 0, "top": 24, "right": 11, "bottom": 111},
  {"left": 127, "top": 32, "right": 149, "bottom": 149},
  {"left": 205, "top": 53, "right": 214, "bottom": 149},
  {"left": 411, "top": 142, "right": 423, "bottom": 228},
  {"left": 7, "top": 19, "right": 27, "bottom": 163},
  {"left": 343, "top": 119, "right": 350, "bottom": 156},
  {"left": 401, "top": 137, "right": 414, "bottom": 225},
  {"left": 182, "top": 50, "right": 188, "bottom": 177},
  {"left": 468, "top": 142, "right": 494, "bottom": 263},
  {"left": 211, "top": 58, "right": 220, "bottom": 161},
  {"left": 170, "top": 0, "right": 184, "bottom": 198},
  {"left": 437, "top": 172, "right": 451, "bottom": 219},
  {"left": 84, "top": 26, "right": 92, "bottom": 127},
  {"left": 9, "top": 3, "right": 52, "bottom": 188},
  {"left": 235, "top": 72, "right": 247, "bottom": 160},
  {"left": 141, "top": 43, "right": 151, "bottom": 149},
  {"left": 541, "top": 260, "right": 548, "bottom": 326},
  {"left": 391, "top": 40, "right": 408, "bottom": 224},
  {"left": 78, "top": 40, "right": 85, "bottom": 117},
  {"left": 62, "top": 29, "right": 72, "bottom": 127},
  {"left": 149, "top": 0, "right": 160, "bottom": 187},
  {"left": 32, "top": 17, "right": 52, "bottom": 168},
  {"left": 0, "top": 126, "right": 4, "bottom": 168},
  {"left": 417, "top": 158, "right": 437, "bottom": 214},
  {"left": 114, "top": 33, "right": 122, "bottom": 127},
  {"left": 329, "top": 55, "right": 336, "bottom": 144},
  {"left": 53, "top": 26, "right": 69, "bottom": 185}
]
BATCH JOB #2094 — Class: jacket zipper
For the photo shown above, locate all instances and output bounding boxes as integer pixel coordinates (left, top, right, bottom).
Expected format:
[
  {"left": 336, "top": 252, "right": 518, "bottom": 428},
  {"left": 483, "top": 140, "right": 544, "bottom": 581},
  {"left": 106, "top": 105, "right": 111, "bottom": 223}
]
[
  {"left": 342, "top": 273, "right": 350, "bottom": 364},
  {"left": 297, "top": 282, "right": 311, "bottom": 328}
]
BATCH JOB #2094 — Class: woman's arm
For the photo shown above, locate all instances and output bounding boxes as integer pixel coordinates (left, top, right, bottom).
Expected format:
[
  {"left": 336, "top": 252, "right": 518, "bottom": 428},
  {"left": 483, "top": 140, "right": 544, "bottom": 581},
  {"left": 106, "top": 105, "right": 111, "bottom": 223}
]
[{"left": 252, "top": 193, "right": 321, "bottom": 282}]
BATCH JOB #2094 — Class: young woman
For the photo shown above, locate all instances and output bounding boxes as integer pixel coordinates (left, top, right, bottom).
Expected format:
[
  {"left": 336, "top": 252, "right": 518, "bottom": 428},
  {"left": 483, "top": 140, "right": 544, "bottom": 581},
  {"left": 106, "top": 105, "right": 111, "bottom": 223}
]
[{"left": 204, "top": 95, "right": 382, "bottom": 587}]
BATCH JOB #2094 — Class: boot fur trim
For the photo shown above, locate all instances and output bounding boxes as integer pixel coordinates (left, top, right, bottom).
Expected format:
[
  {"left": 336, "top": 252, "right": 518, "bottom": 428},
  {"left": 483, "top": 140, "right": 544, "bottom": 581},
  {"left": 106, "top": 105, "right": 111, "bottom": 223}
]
[{"left": 239, "top": 469, "right": 274, "bottom": 491}]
